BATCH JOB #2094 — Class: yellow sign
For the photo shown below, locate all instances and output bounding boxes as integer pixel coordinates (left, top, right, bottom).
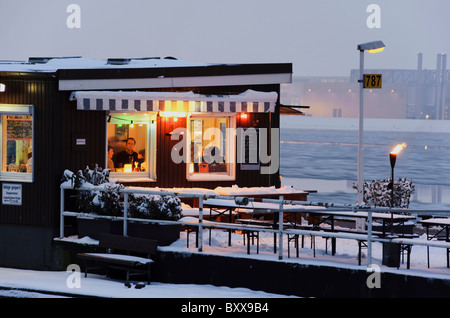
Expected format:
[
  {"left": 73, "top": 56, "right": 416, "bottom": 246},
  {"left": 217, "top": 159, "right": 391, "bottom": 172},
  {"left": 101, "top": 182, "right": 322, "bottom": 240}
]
[{"left": 364, "top": 74, "right": 382, "bottom": 89}]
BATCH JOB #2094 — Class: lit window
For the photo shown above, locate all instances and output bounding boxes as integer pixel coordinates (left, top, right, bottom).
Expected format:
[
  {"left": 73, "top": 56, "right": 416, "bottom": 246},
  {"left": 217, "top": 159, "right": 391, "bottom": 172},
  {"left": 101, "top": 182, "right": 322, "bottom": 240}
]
[
  {"left": 0, "top": 105, "right": 34, "bottom": 182},
  {"left": 107, "top": 112, "right": 156, "bottom": 180},
  {"left": 187, "top": 115, "right": 235, "bottom": 181}
]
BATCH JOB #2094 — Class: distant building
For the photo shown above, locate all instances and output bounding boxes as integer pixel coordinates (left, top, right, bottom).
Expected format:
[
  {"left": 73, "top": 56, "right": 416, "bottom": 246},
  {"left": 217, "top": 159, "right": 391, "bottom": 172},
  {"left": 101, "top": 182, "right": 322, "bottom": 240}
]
[{"left": 282, "top": 53, "right": 450, "bottom": 120}]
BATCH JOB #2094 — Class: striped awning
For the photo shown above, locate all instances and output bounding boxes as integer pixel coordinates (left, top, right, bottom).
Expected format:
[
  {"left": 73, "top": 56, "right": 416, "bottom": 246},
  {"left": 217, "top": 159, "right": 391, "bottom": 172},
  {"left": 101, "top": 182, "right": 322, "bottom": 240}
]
[{"left": 70, "top": 89, "right": 278, "bottom": 113}]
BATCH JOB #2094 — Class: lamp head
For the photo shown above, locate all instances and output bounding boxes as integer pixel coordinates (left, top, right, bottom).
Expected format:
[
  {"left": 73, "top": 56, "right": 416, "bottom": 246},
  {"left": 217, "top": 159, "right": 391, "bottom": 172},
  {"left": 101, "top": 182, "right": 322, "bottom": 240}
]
[{"left": 357, "top": 41, "right": 386, "bottom": 53}]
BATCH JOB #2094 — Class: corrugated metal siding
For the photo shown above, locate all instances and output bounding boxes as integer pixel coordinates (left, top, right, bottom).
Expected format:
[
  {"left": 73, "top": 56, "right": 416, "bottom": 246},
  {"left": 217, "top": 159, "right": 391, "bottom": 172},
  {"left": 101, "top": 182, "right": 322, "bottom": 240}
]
[{"left": 0, "top": 75, "right": 61, "bottom": 227}]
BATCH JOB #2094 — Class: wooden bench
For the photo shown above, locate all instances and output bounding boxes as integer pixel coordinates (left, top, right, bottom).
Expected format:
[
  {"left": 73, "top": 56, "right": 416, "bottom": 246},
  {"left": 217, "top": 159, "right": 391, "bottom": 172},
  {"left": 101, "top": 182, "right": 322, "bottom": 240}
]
[
  {"left": 285, "top": 227, "right": 391, "bottom": 263},
  {"left": 236, "top": 222, "right": 274, "bottom": 254},
  {"left": 77, "top": 233, "right": 158, "bottom": 284}
]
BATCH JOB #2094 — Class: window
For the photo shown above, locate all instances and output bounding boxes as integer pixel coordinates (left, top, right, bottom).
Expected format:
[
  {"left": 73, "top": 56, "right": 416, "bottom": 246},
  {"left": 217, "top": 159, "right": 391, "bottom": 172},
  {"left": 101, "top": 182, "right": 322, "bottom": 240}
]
[
  {"left": 107, "top": 112, "right": 156, "bottom": 181},
  {"left": 0, "top": 105, "right": 34, "bottom": 182},
  {"left": 187, "top": 114, "right": 235, "bottom": 181},
  {"left": 332, "top": 108, "right": 342, "bottom": 118}
]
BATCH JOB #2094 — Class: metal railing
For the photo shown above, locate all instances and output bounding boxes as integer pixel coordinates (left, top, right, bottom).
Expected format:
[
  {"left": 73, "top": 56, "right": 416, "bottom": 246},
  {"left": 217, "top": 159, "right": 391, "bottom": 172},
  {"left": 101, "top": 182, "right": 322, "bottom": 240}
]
[{"left": 60, "top": 184, "right": 450, "bottom": 265}]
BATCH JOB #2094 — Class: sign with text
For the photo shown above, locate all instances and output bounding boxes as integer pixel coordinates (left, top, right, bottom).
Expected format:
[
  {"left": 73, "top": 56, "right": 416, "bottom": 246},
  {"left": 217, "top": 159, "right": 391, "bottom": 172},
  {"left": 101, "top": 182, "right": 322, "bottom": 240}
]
[
  {"left": 364, "top": 74, "right": 382, "bottom": 89},
  {"left": 2, "top": 183, "right": 22, "bottom": 205}
]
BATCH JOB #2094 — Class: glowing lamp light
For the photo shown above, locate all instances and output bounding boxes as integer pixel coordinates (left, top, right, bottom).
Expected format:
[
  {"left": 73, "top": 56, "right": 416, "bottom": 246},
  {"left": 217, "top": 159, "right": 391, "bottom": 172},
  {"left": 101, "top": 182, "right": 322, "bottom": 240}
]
[
  {"left": 241, "top": 113, "right": 248, "bottom": 119},
  {"left": 160, "top": 112, "right": 187, "bottom": 118},
  {"left": 123, "top": 164, "right": 132, "bottom": 173},
  {"left": 367, "top": 47, "right": 385, "bottom": 54},
  {"left": 0, "top": 84, "right": 5, "bottom": 92}
]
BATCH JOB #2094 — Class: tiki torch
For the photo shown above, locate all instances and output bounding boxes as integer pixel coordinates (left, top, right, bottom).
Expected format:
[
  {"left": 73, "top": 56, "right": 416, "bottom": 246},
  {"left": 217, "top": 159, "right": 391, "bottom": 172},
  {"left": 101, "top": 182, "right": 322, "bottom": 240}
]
[{"left": 389, "top": 143, "right": 406, "bottom": 234}]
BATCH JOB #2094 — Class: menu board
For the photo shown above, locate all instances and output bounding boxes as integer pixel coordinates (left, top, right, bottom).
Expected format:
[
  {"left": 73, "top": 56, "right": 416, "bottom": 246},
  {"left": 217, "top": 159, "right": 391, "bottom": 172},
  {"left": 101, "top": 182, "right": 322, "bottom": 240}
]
[{"left": 7, "top": 117, "right": 32, "bottom": 140}]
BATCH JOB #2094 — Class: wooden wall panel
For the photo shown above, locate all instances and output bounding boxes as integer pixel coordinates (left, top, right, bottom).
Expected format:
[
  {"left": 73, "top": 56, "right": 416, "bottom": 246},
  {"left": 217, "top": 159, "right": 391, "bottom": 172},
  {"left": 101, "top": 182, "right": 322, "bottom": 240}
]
[{"left": 0, "top": 75, "right": 61, "bottom": 227}]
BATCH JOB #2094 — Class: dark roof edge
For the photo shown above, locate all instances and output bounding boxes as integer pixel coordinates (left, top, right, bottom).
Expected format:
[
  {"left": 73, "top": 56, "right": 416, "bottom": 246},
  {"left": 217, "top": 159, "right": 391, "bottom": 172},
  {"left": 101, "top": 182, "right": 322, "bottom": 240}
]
[
  {"left": 57, "top": 63, "right": 293, "bottom": 80},
  {"left": 0, "top": 71, "right": 56, "bottom": 78}
]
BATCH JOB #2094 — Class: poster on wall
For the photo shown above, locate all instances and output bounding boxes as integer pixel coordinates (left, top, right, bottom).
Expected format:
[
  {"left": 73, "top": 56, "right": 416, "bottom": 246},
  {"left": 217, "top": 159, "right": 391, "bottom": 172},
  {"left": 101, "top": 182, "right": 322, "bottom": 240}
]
[{"left": 2, "top": 183, "right": 22, "bottom": 205}]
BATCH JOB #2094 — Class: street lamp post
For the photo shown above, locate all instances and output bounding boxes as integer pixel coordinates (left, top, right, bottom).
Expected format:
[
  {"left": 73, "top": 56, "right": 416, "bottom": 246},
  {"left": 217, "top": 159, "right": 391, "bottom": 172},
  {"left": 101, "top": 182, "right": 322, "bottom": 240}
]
[
  {"left": 356, "top": 41, "right": 386, "bottom": 205},
  {"left": 356, "top": 41, "right": 385, "bottom": 265}
]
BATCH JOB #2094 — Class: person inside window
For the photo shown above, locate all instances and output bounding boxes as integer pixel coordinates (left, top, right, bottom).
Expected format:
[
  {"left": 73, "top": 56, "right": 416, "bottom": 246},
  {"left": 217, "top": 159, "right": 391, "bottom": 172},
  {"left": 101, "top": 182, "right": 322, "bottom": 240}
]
[
  {"left": 107, "top": 145, "right": 115, "bottom": 171},
  {"left": 115, "top": 137, "right": 139, "bottom": 169}
]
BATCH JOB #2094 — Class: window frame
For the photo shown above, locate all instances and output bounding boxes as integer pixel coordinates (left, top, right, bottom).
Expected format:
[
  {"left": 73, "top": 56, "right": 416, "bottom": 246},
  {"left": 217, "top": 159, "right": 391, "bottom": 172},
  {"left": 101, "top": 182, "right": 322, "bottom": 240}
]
[
  {"left": 186, "top": 113, "right": 236, "bottom": 181},
  {"left": 106, "top": 112, "right": 157, "bottom": 182},
  {"left": 0, "top": 104, "right": 34, "bottom": 183}
]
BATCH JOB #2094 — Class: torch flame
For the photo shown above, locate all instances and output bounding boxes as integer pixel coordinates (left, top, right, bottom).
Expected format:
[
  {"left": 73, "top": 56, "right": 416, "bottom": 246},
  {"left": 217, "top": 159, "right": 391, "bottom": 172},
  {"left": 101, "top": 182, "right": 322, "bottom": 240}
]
[{"left": 390, "top": 143, "right": 407, "bottom": 155}]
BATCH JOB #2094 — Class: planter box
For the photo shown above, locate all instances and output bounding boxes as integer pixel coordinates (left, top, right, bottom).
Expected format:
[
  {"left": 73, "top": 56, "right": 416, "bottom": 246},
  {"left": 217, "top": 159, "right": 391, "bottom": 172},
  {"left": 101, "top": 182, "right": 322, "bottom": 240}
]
[
  {"left": 128, "top": 222, "right": 180, "bottom": 246},
  {"left": 77, "top": 217, "right": 123, "bottom": 240}
]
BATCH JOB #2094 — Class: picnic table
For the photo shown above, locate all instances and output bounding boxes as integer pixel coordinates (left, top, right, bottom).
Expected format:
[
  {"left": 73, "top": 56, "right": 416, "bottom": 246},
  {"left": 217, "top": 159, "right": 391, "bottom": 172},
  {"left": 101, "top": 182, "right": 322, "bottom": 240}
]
[
  {"left": 203, "top": 199, "right": 318, "bottom": 253},
  {"left": 418, "top": 217, "right": 450, "bottom": 268},
  {"left": 181, "top": 186, "right": 314, "bottom": 208},
  {"left": 203, "top": 199, "right": 417, "bottom": 256},
  {"left": 302, "top": 210, "right": 417, "bottom": 257}
]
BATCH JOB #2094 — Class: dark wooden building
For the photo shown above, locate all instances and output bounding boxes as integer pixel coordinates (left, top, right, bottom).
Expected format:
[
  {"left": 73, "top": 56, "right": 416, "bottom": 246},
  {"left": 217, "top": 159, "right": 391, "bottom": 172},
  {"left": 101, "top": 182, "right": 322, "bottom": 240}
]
[{"left": 0, "top": 57, "right": 292, "bottom": 269}]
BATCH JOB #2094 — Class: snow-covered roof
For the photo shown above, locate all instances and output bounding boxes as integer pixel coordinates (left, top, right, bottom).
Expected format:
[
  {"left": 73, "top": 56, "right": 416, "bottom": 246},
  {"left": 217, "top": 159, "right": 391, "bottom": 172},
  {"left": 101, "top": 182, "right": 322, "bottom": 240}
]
[
  {"left": 0, "top": 56, "right": 293, "bottom": 90},
  {"left": 0, "top": 57, "right": 209, "bottom": 73}
]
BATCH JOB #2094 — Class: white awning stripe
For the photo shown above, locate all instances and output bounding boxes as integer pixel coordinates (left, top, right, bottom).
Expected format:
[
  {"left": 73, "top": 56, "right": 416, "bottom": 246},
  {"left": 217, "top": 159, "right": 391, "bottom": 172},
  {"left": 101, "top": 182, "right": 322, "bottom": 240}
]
[{"left": 72, "top": 90, "right": 277, "bottom": 113}]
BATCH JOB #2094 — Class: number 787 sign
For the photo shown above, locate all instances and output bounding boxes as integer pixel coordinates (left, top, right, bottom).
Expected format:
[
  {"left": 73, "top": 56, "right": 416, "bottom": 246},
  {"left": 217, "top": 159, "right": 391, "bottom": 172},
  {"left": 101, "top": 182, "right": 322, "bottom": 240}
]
[{"left": 364, "top": 74, "right": 382, "bottom": 89}]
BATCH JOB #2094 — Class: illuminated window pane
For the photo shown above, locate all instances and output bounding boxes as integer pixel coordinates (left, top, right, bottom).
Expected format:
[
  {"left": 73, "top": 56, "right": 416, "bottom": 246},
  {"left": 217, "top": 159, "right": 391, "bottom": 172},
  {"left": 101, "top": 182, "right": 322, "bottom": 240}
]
[
  {"left": 107, "top": 123, "right": 148, "bottom": 172},
  {"left": 106, "top": 111, "right": 156, "bottom": 180},
  {"left": 188, "top": 116, "right": 233, "bottom": 178},
  {"left": 2, "top": 115, "right": 33, "bottom": 174}
]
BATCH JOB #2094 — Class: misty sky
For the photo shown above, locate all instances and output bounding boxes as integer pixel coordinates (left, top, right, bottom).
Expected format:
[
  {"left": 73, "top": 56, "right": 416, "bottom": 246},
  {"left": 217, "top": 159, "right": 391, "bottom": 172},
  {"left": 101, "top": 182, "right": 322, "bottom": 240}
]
[{"left": 0, "top": 0, "right": 449, "bottom": 77}]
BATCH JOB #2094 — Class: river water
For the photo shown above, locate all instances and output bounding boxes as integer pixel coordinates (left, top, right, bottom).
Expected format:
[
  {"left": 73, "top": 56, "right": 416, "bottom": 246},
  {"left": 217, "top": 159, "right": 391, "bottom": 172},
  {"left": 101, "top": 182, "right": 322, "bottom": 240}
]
[{"left": 279, "top": 121, "right": 450, "bottom": 210}]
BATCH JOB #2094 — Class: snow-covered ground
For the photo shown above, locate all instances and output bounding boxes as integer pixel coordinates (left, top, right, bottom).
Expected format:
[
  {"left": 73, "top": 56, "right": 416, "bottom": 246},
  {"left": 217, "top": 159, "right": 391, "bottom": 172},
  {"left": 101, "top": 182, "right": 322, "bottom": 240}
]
[
  {"left": 163, "top": 226, "right": 450, "bottom": 280},
  {"left": 2, "top": 217, "right": 450, "bottom": 298},
  {"left": 0, "top": 260, "right": 298, "bottom": 298}
]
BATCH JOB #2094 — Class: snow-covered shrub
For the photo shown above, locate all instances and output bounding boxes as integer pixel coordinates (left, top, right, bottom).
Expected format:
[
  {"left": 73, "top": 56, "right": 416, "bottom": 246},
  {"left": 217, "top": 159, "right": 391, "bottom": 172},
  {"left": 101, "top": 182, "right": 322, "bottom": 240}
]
[
  {"left": 97, "top": 184, "right": 124, "bottom": 216},
  {"left": 128, "top": 194, "right": 182, "bottom": 221},
  {"left": 62, "top": 165, "right": 123, "bottom": 216},
  {"left": 61, "top": 164, "right": 110, "bottom": 189},
  {"left": 61, "top": 164, "right": 182, "bottom": 220},
  {"left": 356, "top": 177, "right": 415, "bottom": 208}
]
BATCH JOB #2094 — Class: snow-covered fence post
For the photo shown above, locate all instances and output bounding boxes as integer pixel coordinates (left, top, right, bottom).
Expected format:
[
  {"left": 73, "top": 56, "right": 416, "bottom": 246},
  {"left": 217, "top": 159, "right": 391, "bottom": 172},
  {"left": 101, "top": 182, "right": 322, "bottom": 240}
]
[
  {"left": 198, "top": 196, "right": 204, "bottom": 252},
  {"left": 60, "top": 186, "right": 65, "bottom": 238},
  {"left": 278, "top": 197, "right": 284, "bottom": 260},
  {"left": 123, "top": 191, "right": 128, "bottom": 236},
  {"left": 367, "top": 209, "right": 373, "bottom": 265}
]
